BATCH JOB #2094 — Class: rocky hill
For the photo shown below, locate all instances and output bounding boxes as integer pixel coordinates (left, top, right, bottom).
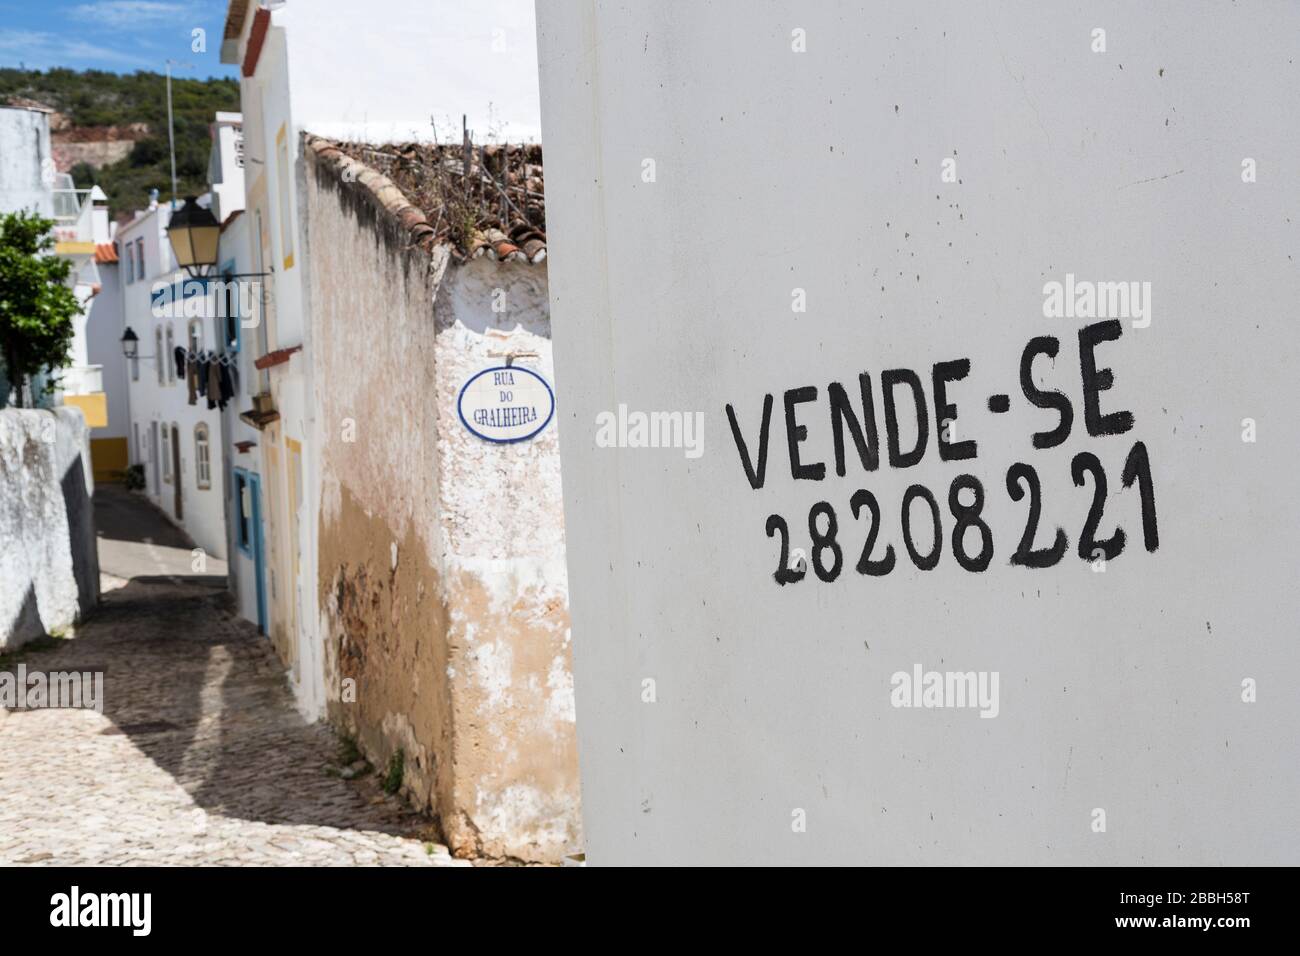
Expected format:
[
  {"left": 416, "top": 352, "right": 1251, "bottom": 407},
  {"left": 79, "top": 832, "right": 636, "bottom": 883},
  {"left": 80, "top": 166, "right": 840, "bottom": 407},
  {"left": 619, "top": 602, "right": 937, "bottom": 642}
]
[{"left": 0, "top": 68, "right": 239, "bottom": 219}]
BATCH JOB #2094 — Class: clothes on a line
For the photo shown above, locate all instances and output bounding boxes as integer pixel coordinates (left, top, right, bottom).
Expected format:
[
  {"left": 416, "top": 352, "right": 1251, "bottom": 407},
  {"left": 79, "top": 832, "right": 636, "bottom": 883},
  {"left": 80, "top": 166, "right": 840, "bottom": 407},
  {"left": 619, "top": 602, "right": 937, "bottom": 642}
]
[{"left": 174, "top": 348, "right": 237, "bottom": 410}]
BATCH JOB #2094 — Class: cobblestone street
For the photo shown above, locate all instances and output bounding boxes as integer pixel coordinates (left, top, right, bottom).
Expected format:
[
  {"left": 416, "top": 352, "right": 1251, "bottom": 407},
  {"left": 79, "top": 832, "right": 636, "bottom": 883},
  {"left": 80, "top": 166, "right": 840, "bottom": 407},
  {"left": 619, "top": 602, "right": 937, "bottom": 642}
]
[{"left": 0, "top": 488, "right": 463, "bottom": 867}]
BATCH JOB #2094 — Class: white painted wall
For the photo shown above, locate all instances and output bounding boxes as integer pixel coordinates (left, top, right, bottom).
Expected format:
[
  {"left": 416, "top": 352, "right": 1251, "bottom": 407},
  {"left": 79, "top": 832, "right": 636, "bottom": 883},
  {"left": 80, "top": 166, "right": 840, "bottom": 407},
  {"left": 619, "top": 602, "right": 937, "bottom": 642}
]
[
  {"left": 537, "top": 1, "right": 1300, "bottom": 864},
  {"left": 0, "top": 408, "right": 98, "bottom": 648},
  {"left": 0, "top": 106, "right": 54, "bottom": 217},
  {"left": 225, "top": 5, "right": 319, "bottom": 717},
  {"left": 217, "top": 210, "right": 267, "bottom": 631},
  {"left": 209, "top": 113, "right": 245, "bottom": 225},
  {"left": 85, "top": 260, "right": 130, "bottom": 442}
]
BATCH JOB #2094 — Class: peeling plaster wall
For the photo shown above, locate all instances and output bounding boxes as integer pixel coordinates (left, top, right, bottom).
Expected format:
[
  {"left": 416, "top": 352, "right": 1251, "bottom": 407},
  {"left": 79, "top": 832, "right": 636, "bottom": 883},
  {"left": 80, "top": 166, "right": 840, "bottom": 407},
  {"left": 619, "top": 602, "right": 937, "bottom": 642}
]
[
  {"left": 302, "top": 153, "right": 581, "bottom": 861},
  {"left": 0, "top": 408, "right": 99, "bottom": 649},
  {"left": 432, "top": 258, "right": 579, "bottom": 860}
]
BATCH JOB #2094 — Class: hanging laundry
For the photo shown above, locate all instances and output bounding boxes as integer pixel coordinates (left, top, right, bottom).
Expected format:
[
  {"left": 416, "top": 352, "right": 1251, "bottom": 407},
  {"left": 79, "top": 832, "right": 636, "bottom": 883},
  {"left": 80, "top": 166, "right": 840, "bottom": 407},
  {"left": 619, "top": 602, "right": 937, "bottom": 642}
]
[
  {"left": 196, "top": 356, "right": 208, "bottom": 397},
  {"left": 186, "top": 357, "right": 198, "bottom": 405},
  {"left": 173, "top": 345, "right": 186, "bottom": 381},
  {"left": 217, "top": 360, "right": 234, "bottom": 410},
  {"left": 207, "top": 358, "right": 221, "bottom": 410}
]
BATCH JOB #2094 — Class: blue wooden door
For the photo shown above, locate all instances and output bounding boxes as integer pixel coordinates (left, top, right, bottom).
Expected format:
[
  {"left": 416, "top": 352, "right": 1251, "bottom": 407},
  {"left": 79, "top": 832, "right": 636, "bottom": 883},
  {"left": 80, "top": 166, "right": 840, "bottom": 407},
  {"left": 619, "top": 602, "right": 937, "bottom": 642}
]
[{"left": 248, "top": 473, "right": 267, "bottom": 634}]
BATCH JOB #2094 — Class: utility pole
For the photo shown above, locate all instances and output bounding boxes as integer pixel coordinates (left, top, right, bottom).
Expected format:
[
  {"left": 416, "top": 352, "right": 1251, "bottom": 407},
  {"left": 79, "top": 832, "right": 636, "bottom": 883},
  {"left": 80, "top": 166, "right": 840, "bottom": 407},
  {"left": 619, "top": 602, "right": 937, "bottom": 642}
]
[
  {"left": 165, "top": 60, "right": 178, "bottom": 207},
  {"left": 164, "top": 60, "right": 192, "bottom": 209}
]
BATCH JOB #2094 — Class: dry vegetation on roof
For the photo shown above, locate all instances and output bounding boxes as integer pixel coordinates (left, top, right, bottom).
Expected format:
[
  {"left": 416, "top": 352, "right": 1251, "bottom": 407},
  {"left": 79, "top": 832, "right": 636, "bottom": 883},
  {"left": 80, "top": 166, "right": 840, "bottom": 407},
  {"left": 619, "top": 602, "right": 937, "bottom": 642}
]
[{"left": 331, "top": 139, "right": 545, "bottom": 261}]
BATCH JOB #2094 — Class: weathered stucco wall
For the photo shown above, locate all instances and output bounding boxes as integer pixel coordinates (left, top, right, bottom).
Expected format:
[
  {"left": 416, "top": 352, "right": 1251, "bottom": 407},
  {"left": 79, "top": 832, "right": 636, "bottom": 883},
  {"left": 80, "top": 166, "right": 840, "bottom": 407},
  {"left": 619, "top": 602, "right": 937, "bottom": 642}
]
[
  {"left": 432, "top": 258, "right": 578, "bottom": 859},
  {"left": 0, "top": 408, "right": 99, "bottom": 649},
  {"left": 0, "top": 106, "right": 54, "bottom": 217},
  {"left": 302, "top": 146, "right": 580, "bottom": 861}
]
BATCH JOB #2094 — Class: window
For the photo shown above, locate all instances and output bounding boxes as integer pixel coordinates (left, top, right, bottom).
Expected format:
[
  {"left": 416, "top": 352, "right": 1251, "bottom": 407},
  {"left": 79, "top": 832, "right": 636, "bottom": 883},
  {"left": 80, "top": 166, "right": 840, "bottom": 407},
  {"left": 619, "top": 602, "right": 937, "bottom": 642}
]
[
  {"left": 188, "top": 318, "right": 202, "bottom": 356},
  {"left": 149, "top": 423, "right": 159, "bottom": 491},
  {"left": 194, "top": 424, "right": 211, "bottom": 490},
  {"left": 124, "top": 243, "right": 134, "bottom": 284},
  {"left": 135, "top": 238, "right": 145, "bottom": 280},
  {"left": 164, "top": 324, "right": 175, "bottom": 383},
  {"left": 221, "top": 271, "right": 240, "bottom": 354},
  {"left": 161, "top": 424, "right": 171, "bottom": 483},
  {"left": 155, "top": 328, "right": 165, "bottom": 385},
  {"left": 233, "top": 470, "right": 252, "bottom": 555}
]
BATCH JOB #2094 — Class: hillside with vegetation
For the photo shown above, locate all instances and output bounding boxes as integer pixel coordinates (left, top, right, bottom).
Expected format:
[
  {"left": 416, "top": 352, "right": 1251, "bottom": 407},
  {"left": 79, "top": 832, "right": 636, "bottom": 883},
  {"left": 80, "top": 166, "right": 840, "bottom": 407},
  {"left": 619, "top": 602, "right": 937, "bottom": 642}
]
[{"left": 0, "top": 68, "right": 239, "bottom": 218}]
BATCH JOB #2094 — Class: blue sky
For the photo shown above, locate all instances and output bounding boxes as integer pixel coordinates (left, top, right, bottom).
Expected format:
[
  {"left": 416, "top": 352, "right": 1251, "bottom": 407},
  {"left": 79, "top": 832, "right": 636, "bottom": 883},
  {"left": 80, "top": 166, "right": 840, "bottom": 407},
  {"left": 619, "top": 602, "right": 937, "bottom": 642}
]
[{"left": 0, "top": 0, "right": 236, "bottom": 77}]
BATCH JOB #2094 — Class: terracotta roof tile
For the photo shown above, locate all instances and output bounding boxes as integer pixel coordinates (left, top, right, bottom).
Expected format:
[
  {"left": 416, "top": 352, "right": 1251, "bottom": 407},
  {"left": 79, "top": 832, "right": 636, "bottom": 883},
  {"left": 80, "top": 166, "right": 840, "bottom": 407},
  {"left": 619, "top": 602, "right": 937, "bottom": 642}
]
[
  {"left": 303, "top": 135, "right": 545, "bottom": 264},
  {"left": 223, "top": 0, "right": 250, "bottom": 40},
  {"left": 94, "top": 242, "right": 118, "bottom": 264}
]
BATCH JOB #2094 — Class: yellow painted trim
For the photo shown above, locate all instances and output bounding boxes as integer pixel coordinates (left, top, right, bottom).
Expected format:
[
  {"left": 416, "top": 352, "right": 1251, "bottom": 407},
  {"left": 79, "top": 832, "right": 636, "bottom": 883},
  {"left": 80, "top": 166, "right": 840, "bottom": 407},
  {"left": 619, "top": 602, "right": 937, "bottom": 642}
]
[
  {"left": 62, "top": 392, "right": 108, "bottom": 428},
  {"left": 55, "top": 241, "right": 96, "bottom": 255},
  {"left": 285, "top": 439, "right": 302, "bottom": 586},
  {"left": 276, "top": 122, "right": 286, "bottom": 145},
  {"left": 247, "top": 172, "right": 267, "bottom": 205},
  {"left": 282, "top": 252, "right": 294, "bottom": 270}
]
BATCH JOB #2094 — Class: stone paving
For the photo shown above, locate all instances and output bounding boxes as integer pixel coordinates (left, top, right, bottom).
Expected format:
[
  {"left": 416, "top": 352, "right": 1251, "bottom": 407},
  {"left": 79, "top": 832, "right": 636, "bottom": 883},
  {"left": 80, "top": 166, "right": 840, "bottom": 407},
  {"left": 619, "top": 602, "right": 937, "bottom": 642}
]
[{"left": 0, "top": 488, "right": 465, "bottom": 867}]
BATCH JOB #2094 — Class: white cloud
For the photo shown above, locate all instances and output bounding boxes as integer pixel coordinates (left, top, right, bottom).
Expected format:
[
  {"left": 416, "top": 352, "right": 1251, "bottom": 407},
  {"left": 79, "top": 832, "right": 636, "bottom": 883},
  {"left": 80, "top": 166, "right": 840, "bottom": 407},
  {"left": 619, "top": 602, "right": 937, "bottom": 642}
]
[
  {"left": 0, "top": 29, "right": 152, "bottom": 68},
  {"left": 70, "top": 2, "right": 196, "bottom": 29}
]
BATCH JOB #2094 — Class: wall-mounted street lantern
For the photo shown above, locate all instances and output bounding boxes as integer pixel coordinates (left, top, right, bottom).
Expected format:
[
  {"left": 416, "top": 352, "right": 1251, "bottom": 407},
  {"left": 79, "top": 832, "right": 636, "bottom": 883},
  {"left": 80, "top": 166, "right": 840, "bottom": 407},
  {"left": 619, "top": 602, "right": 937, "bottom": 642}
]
[
  {"left": 165, "top": 195, "right": 273, "bottom": 282},
  {"left": 165, "top": 196, "right": 222, "bottom": 277},
  {"left": 120, "top": 326, "right": 140, "bottom": 359}
]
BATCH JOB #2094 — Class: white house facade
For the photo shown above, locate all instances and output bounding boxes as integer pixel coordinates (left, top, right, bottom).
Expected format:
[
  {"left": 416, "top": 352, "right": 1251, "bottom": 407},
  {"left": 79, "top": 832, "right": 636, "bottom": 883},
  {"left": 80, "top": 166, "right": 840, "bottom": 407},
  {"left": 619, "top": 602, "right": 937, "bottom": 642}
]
[
  {"left": 206, "top": 112, "right": 271, "bottom": 636},
  {"left": 118, "top": 199, "right": 229, "bottom": 561}
]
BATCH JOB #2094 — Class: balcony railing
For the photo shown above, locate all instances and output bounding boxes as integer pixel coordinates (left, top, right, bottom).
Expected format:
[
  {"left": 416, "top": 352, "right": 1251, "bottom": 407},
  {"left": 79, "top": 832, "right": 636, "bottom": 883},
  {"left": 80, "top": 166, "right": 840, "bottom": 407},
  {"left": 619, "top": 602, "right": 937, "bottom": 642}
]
[{"left": 51, "top": 187, "right": 91, "bottom": 222}]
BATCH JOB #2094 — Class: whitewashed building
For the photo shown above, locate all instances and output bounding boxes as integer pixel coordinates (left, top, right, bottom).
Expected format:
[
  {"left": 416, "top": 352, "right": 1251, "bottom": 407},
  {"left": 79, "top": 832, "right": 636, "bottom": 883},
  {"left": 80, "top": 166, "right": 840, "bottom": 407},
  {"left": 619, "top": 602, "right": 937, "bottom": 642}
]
[
  {"left": 207, "top": 115, "right": 271, "bottom": 634},
  {"left": 117, "top": 196, "right": 229, "bottom": 560},
  {"left": 82, "top": 235, "right": 132, "bottom": 483},
  {"left": 0, "top": 101, "right": 124, "bottom": 477},
  {"left": 217, "top": 0, "right": 580, "bottom": 860}
]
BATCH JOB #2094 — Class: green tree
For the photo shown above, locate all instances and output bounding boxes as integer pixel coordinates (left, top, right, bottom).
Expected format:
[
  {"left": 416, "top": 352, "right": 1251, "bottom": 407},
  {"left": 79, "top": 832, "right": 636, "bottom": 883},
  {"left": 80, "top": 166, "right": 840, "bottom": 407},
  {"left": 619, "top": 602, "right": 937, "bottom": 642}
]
[{"left": 0, "top": 211, "right": 80, "bottom": 407}]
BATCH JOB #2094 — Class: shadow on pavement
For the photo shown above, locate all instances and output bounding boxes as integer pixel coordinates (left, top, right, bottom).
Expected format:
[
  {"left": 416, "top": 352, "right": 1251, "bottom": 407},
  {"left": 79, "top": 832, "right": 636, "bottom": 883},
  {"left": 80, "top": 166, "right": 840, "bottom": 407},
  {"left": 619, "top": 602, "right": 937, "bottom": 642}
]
[{"left": 24, "top": 486, "right": 423, "bottom": 835}]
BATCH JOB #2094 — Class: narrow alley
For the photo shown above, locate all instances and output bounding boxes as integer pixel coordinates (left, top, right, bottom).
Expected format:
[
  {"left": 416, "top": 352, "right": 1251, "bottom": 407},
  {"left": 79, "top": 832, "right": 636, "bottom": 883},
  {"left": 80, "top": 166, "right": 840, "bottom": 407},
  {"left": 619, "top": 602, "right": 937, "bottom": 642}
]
[{"left": 0, "top": 487, "right": 462, "bottom": 867}]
